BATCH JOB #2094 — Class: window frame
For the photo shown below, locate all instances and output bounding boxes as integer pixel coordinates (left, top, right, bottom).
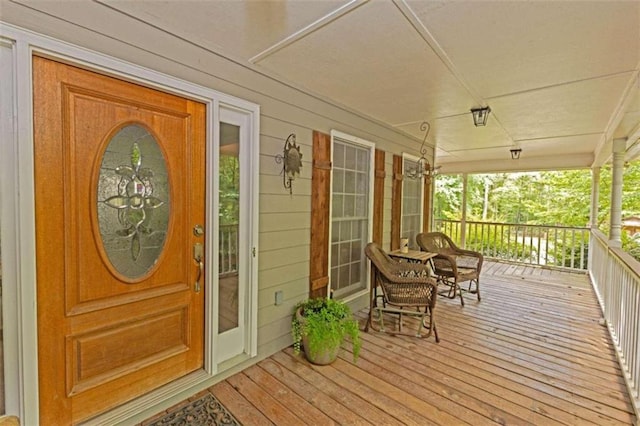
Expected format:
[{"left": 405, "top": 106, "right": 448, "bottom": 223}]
[
  {"left": 401, "top": 153, "right": 425, "bottom": 250},
  {"left": 328, "top": 130, "right": 375, "bottom": 301}
]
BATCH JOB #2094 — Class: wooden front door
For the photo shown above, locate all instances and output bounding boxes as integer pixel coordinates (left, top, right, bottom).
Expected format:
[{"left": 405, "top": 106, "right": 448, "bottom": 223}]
[{"left": 33, "top": 56, "right": 206, "bottom": 424}]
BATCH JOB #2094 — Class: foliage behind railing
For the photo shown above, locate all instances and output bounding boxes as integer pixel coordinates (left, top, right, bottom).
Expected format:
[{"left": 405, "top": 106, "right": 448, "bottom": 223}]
[
  {"left": 590, "top": 229, "right": 640, "bottom": 418},
  {"left": 219, "top": 223, "right": 238, "bottom": 275},
  {"left": 435, "top": 219, "right": 589, "bottom": 270}
]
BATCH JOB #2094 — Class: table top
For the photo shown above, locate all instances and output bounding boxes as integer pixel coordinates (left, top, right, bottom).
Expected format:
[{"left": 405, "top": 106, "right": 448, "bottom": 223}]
[{"left": 388, "top": 249, "right": 437, "bottom": 262}]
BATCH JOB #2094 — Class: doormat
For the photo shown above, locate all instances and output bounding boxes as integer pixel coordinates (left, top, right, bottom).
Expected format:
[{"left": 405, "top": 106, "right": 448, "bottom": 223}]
[{"left": 148, "top": 393, "right": 240, "bottom": 426}]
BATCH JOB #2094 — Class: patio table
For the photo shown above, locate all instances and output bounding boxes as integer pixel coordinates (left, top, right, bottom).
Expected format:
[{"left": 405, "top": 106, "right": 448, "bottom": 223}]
[{"left": 389, "top": 249, "right": 437, "bottom": 269}]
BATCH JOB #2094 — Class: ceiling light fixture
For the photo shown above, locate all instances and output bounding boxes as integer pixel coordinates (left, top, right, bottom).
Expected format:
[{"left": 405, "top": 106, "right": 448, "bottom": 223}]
[
  {"left": 510, "top": 148, "right": 522, "bottom": 160},
  {"left": 470, "top": 106, "right": 491, "bottom": 127},
  {"left": 405, "top": 121, "right": 437, "bottom": 182}
]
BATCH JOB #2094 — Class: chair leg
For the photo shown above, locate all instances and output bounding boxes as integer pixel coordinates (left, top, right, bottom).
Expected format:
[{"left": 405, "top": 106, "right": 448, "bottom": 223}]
[
  {"left": 426, "top": 309, "right": 439, "bottom": 342},
  {"left": 458, "top": 282, "right": 465, "bottom": 306},
  {"left": 467, "top": 278, "right": 481, "bottom": 301},
  {"left": 437, "top": 278, "right": 465, "bottom": 305},
  {"left": 446, "top": 279, "right": 457, "bottom": 299},
  {"left": 374, "top": 307, "right": 384, "bottom": 332},
  {"left": 420, "top": 308, "right": 439, "bottom": 342}
]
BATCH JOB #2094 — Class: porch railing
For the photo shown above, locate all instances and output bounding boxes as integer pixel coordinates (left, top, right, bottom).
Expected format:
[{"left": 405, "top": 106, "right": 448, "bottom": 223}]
[
  {"left": 219, "top": 223, "right": 238, "bottom": 275},
  {"left": 434, "top": 219, "right": 589, "bottom": 270},
  {"left": 590, "top": 229, "right": 640, "bottom": 416}
]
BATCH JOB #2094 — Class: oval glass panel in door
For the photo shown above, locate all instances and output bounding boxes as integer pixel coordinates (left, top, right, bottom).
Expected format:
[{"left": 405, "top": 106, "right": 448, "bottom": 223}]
[{"left": 97, "top": 124, "right": 170, "bottom": 279}]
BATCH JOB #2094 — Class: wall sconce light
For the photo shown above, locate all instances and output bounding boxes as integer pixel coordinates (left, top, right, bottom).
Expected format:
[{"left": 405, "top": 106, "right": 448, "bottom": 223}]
[
  {"left": 275, "top": 133, "right": 302, "bottom": 194},
  {"left": 510, "top": 148, "right": 522, "bottom": 160},
  {"left": 405, "top": 121, "right": 437, "bottom": 182},
  {"left": 470, "top": 106, "right": 491, "bottom": 127}
]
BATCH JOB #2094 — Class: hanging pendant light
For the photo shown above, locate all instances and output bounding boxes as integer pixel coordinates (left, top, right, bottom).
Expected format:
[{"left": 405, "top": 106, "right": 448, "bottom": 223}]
[{"left": 470, "top": 106, "right": 491, "bottom": 127}]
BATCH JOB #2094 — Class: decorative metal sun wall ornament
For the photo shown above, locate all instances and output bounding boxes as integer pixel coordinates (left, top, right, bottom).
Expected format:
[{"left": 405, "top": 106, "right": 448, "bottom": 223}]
[
  {"left": 103, "top": 142, "right": 164, "bottom": 261},
  {"left": 275, "top": 133, "right": 302, "bottom": 194}
]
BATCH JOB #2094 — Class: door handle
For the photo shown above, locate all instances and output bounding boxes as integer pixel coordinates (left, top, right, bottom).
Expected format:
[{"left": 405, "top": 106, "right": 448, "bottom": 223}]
[{"left": 193, "top": 243, "right": 203, "bottom": 293}]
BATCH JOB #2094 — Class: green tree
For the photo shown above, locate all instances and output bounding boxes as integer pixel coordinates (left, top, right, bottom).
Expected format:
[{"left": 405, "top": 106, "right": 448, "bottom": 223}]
[
  {"left": 433, "top": 159, "right": 640, "bottom": 261},
  {"left": 219, "top": 155, "right": 239, "bottom": 225},
  {"left": 529, "top": 170, "right": 591, "bottom": 227},
  {"left": 434, "top": 174, "right": 462, "bottom": 220}
]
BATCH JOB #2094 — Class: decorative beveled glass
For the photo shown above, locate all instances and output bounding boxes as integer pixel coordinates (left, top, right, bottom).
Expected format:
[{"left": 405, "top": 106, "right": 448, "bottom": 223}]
[{"left": 97, "top": 124, "right": 170, "bottom": 279}]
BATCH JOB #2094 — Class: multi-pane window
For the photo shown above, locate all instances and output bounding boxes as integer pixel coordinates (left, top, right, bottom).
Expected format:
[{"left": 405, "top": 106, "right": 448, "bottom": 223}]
[
  {"left": 402, "top": 157, "right": 424, "bottom": 250},
  {"left": 330, "top": 136, "right": 372, "bottom": 299}
]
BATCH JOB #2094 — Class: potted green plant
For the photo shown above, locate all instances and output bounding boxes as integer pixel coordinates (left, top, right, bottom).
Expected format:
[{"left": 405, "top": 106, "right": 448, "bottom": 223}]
[{"left": 291, "top": 297, "right": 361, "bottom": 365}]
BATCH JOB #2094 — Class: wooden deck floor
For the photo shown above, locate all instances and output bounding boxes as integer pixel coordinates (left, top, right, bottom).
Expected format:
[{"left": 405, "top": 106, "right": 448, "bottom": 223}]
[{"left": 143, "top": 262, "right": 637, "bottom": 425}]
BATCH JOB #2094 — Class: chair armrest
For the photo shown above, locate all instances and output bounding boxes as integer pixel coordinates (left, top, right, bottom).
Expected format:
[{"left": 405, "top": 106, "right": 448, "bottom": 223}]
[
  {"left": 432, "top": 253, "right": 459, "bottom": 275},
  {"left": 454, "top": 249, "right": 484, "bottom": 271},
  {"left": 455, "top": 248, "right": 483, "bottom": 259},
  {"left": 386, "top": 262, "right": 433, "bottom": 284}
]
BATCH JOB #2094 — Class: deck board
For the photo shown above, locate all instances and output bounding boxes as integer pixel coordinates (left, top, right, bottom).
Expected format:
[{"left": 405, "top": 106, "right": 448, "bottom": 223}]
[{"left": 141, "top": 261, "right": 637, "bottom": 425}]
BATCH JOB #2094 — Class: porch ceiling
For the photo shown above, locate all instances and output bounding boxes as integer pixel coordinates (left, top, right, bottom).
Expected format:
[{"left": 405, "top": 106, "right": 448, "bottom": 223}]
[{"left": 6, "top": 0, "right": 640, "bottom": 173}]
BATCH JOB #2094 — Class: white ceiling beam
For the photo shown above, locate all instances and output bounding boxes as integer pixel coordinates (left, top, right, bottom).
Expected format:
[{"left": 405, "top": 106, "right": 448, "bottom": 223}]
[
  {"left": 249, "top": 0, "right": 367, "bottom": 64},
  {"left": 592, "top": 66, "right": 639, "bottom": 167},
  {"left": 625, "top": 124, "right": 640, "bottom": 161},
  {"left": 393, "top": 0, "right": 482, "bottom": 106},
  {"left": 439, "top": 153, "right": 594, "bottom": 174}
]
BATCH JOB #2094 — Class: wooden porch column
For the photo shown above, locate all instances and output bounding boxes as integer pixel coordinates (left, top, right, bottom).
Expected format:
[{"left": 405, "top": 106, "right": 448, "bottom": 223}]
[
  {"left": 460, "top": 173, "right": 468, "bottom": 248},
  {"left": 589, "top": 167, "right": 600, "bottom": 229},
  {"left": 609, "top": 138, "right": 626, "bottom": 248}
]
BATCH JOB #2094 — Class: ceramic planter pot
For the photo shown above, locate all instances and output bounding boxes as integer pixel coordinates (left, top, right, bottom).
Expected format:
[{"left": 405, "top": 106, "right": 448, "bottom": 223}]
[{"left": 295, "top": 307, "right": 341, "bottom": 365}]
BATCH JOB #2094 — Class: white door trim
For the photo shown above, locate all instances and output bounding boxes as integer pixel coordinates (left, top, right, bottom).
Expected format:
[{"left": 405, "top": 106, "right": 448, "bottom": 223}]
[
  {"left": 211, "top": 105, "right": 259, "bottom": 364},
  {"left": 0, "top": 35, "right": 25, "bottom": 421},
  {"left": 0, "top": 22, "right": 259, "bottom": 425}
]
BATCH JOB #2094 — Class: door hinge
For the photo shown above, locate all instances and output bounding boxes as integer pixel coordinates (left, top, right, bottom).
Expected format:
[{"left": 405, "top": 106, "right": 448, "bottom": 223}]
[{"left": 252, "top": 247, "right": 256, "bottom": 257}]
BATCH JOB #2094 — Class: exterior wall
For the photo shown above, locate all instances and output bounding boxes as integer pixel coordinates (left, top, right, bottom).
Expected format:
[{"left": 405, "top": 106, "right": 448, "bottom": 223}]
[{"left": 0, "top": 3, "right": 434, "bottom": 419}]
